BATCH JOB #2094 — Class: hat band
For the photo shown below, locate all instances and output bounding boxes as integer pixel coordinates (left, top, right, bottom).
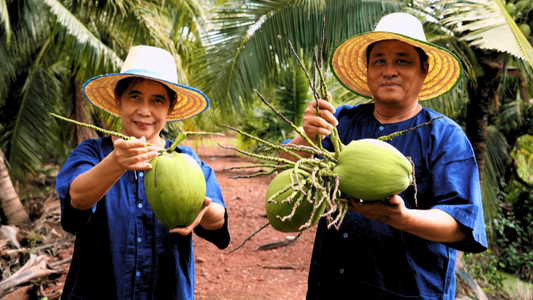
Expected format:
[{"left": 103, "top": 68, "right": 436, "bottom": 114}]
[{"left": 120, "top": 69, "right": 177, "bottom": 84}]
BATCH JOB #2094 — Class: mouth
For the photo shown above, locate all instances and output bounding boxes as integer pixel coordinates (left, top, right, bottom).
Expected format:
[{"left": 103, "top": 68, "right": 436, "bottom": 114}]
[
  {"left": 133, "top": 121, "right": 153, "bottom": 129},
  {"left": 381, "top": 81, "right": 400, "bottom": 87}
]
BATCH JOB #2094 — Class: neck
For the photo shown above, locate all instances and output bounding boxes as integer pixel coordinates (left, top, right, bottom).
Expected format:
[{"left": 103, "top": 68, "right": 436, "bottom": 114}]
[{"left": 373, "top": 101, "right": 422, "bottom": 124}]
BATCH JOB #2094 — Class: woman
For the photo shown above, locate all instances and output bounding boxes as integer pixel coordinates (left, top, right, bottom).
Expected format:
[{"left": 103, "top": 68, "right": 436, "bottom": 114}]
[{"left": 56, "top": 46, "right": 229, "bottom": 300}]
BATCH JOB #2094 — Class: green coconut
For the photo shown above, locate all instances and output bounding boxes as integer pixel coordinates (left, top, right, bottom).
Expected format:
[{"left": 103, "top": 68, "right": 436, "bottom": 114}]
[
  {"left": 332, "top": 139, "right": 413, "bottom": 201},
  {"left": 144, "top": 151, "right": 206, "bottom": 229},
  {"left": 265, "top": 170, "right": 327, "bottom": 233}
]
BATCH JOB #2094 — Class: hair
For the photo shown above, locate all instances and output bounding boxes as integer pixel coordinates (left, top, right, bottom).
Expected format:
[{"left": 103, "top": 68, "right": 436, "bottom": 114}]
[
  {"left": 114, "top": 77, "right": 177, "bottom": 104},
  {"left": 365, "top": 42, "right": 429, "bottom": 73}
]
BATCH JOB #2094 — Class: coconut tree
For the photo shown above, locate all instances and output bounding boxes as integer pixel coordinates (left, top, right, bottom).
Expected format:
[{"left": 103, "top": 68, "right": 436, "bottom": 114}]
[{"left": 435, "top": 0, "right": 533, "bottom": 227}]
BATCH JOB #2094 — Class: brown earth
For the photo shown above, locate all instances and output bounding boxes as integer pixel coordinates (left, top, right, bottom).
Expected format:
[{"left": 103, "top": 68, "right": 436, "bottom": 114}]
[{"left": 188, "top": 137, "right": 315, "bottom": 300}]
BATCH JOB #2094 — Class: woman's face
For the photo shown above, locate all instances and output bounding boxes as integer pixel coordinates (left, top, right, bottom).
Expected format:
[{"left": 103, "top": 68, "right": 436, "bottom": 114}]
[{"left": 118, "top": 79, "right": 175, "bottom": 144}]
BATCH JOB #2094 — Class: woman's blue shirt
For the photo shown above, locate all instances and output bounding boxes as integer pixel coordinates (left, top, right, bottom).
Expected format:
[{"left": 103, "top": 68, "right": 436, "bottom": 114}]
[{"left": 56, "top": 137, "right": 230, "bottom": 300}]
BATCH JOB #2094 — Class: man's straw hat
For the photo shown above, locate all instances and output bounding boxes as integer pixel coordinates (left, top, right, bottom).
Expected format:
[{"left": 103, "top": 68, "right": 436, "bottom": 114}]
[
  {"left": 83, "top": 45, "right": 209, "bottom": 121},
  {"left": 330, "top": 13, "right": 463, "bottom": 101}
]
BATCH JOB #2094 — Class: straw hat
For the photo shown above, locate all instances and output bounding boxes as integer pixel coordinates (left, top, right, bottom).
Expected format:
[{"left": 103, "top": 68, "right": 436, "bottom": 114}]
[
  {"left": 330, "top": 13, "right": 463, "bottom": 101},
  {"left": 83, "top": 45, "right": 209, "bottom": 121}
]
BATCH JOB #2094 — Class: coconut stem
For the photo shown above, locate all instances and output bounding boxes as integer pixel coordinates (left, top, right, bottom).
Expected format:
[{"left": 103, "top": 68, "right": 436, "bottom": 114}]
[
  {"left": 378, "top": 116, "right": 444, "bottom": 141},
  {"left": 283, "top": 231, "right": 303, "bottom": 257},
  {"left": 217, "top": 143, "right": 297, "bottom": 166},
  {"left": 49, "top": 113, "right": 149, "bottom": 145},
  {"left": 223, "top": 125, "right": 303, "bottom": 161},
  {"left": 227, "top": 222, "right": 271, "bottom": 255},
  {"left": 168, "top": 132, "right": 224, "bottom": 152}
]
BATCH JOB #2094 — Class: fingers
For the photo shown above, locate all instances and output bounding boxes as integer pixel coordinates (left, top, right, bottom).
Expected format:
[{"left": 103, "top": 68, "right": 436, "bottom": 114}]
[
  {"left": 113, "top": 137, "right": 159, "bottom": 171},
  {"left": 169, "top": 197, "right": 212, "bottom": 236},
  {"left": 302, "top": 99, "right": 338, "bottom": 139}
]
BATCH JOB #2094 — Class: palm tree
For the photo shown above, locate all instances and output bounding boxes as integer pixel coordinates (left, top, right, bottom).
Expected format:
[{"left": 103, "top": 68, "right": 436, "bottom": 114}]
[{"left": 192, "top": 0, "right": 404, "bottom": 134}]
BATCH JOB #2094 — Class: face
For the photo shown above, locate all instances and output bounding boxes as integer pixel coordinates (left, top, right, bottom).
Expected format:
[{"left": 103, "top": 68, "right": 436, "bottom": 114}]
[
  {"left": 118, "top": 79, "right": 175, "bottom": 142},
  {"left": 367, "top": 40, "right": 428, "bottom": 107}
]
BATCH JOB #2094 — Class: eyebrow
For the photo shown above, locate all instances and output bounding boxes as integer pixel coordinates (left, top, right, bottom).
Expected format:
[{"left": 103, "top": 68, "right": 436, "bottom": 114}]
[
  {"left": 372, "top": 52, "right": 412, "bottom": 58},
  {"left": 127, "top": 89, "right": 167, "bottom": 101}
]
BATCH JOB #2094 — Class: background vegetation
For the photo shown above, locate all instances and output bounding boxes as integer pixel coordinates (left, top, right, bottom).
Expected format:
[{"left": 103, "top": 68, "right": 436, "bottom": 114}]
[{"left": 1, "top": 0, "right": 533, "bottom": 297}]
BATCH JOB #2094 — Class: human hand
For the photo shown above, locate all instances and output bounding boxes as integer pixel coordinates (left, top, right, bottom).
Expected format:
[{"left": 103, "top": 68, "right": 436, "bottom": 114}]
[
  {"left": 112, "top": 137, "right": 159, "bottom": 171},
  {"left": 302, "top": 94, "right": 338, "bottom": 141},
  {"left": 169, "top": 197, "right": 212, "bottom": 236},
  {"left": 347, "top": 195, "right": 407, "bottom": 225}
]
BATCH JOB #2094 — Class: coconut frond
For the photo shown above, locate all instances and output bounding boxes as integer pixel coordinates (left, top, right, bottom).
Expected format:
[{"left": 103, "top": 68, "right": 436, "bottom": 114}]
[
  {"left": 440, "top": 0, "right": 533, "bottom": 68},
  {"left": 192, "top": 0, "right": 403, "bottom": 129},
  {"left": 0, "top": 41, "right": 69, "bottom": 182},
  {"left": 482, "top": 125, "right": 511, "bottom": 236},
  {"left": 42, "top": 0, "right": 123, "bottom": 75},
  {"left": 0, "top": 0, "right": 11, "bottom": 44}
]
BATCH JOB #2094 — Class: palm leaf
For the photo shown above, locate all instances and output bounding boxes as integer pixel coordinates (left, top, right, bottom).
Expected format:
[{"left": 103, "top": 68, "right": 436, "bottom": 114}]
[
  {"left": 1, "top": 40, "right": 68, "bottom": 181},
  {"left": 43, "top": 0, "right": 123, "bottom": 75},
  {"left": 0, "top": 0, "right": 11, "bottom": 43},
  {"left": 441, "top": 0, "right": 533, "bottom": 68},
  {"left": 482, "top": 125, "right": 511, "bottom": 237},
  {"left": 193, "top": 0, "right": 402, "bottom": 129}
]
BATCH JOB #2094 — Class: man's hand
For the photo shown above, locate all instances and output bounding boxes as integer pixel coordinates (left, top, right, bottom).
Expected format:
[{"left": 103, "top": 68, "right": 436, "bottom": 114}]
[
  {"left": 302, "top": 96, "right": 338, "bottom": 142},
  {"left": 347, "top": 195, "right": 407, "bottom": 225}
]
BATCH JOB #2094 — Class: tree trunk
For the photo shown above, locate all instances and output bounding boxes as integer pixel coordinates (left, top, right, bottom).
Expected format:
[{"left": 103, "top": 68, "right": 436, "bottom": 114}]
[
  {"left": 465, "top": 59, "right": 502, "bottom": 185},
  {"left": 72, "top": 78, "right": 98, "bottom": 147},
  {"left": 0, "top": 150, "right": 31, "bottom": 225}
]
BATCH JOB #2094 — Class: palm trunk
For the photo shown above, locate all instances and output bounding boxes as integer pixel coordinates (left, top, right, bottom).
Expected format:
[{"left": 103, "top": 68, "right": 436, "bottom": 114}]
[
  {"left": 465, "top": 59, "right": 502, "bottom": 185},
  {"left": 0, "top": 150, "right": 31, "bottom": 224},
  {"left": 72, "top": 78, "right": 98, "bottom": 147}
]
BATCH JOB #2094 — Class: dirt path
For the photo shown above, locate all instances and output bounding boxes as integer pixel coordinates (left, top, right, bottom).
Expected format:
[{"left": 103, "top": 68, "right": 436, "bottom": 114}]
[{"left": 189, "top": 138, "right": 315, "bottom": 300}]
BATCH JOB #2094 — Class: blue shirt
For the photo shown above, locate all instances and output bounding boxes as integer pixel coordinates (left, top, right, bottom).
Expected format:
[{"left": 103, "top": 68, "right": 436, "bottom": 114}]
[
  {"left": 56, "top": 137, "right": 230, "bottom": 300},
  {"left": 306, "top": 104, "right": 487, "bottom": 300}
]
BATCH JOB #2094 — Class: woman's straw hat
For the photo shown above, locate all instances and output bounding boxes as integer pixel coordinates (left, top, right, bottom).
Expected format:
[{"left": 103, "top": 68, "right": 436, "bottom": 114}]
[
  {"left": 83, "top": 45, "right": 209, "bottom": 121},
  {"left": 330, "top": 13, "right": 463, "bottom": 101}
]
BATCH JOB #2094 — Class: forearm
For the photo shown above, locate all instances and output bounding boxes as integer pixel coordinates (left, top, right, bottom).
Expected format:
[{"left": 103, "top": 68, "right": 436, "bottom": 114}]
[
  {"left": 391, "top": 208, "right": 465, "bottom": 243},
  {"left": 199, "top": 202, "right": 226, "bottom": 230},
  {"left": 69, "top": 151, "right": 126, "bottom": 210}
]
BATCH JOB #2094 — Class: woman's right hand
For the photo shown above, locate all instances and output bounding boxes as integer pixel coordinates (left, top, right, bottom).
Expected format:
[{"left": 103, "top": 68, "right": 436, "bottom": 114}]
[
  {"left": 113, "top": 137, "right": 159, "bottom": 171},
  {"left": 302, "top": 96, "right": 339, "bottom": 141}
]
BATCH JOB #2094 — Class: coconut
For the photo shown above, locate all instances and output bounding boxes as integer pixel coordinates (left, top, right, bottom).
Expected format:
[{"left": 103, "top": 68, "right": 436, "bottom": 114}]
[{"left": 144, "top": 151, "right": 206, "bottom": 229}]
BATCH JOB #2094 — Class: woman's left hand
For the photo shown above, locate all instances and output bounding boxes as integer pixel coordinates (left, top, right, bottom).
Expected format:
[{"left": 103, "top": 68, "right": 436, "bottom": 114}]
[{"left": 169, "top": 197, "right": 212, "bottom": 236}]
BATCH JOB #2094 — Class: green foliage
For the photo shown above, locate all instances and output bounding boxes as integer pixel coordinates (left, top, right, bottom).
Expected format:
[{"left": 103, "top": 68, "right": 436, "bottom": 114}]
[
  {"left": 464, "top": 250, "right": 505, "bottom": 291},
  {"left": 494, "top": 182, "right": 533, "bottom": 281}
]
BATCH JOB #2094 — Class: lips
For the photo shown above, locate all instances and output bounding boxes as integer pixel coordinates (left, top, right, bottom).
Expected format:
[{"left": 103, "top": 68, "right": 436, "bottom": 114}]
[{"left": 134, "top": 121, "right": 153, "bottom": 128}]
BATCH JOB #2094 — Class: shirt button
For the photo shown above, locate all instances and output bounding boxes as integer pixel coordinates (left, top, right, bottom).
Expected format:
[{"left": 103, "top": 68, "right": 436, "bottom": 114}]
[
  {"left": 343, "top": 233, "right": 348, "bottom": 238},
  {"left": 138, "top": 203, "right": 143, "bottom": 208},
  {"left": 339, "top": 269, "right": 345, "bottom": 274},
  {"left": 136, "top": 271, "right": 141, "bottom": 277},
  {"left": 137, "top": 238, "right": 142, "bottom": 243},
  {"left": 379, "top": 126, "right": 384, "bottom": 130},
  {"left": 139, "top": 172, "right": 144, "bottom": 177}
]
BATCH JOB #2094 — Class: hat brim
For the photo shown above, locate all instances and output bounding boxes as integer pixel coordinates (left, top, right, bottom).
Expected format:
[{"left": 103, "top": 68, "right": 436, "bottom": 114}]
[
  {"left": 330, "top": 32, "right": 463, "bottom": 101},
  {"left": 83, "top": 73, "right": 209, "bottom": 122}
]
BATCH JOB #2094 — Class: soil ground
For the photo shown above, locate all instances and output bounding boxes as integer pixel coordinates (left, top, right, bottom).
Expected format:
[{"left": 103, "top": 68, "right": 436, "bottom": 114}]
[{"left": 188, "top": 137, "right": 315, "bottom": 300}]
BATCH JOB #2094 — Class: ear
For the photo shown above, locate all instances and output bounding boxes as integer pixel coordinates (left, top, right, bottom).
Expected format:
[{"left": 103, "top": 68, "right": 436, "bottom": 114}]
[
  {"left": 422, "top": 61, "right": 429, "bottom": 75},
  {"left": 168, "top": 96, "right": 178, "bottom": 115}
]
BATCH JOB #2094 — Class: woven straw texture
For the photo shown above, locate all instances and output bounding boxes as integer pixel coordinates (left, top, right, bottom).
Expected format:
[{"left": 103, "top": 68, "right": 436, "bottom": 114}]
[{"left": 331, "top": 32, "right": 462, "bottom": 101}]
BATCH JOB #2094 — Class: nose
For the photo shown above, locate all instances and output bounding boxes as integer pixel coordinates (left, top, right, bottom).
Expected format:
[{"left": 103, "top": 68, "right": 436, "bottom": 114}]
[
  {"left": 136, "top": 103, "right": 151, "bottom": 117},
  {"left": 382, "top": 63, "right": 398, "bottom": 78}
]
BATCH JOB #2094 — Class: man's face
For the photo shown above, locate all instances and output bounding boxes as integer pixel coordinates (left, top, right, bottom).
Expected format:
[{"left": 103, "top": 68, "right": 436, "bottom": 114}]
[{"left": 367, "top": 40, "right": 428, "bottom": 106}]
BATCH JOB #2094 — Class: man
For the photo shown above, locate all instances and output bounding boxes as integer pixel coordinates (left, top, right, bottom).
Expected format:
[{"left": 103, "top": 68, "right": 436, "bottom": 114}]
[{"left": 282, "top": 13, "right": 487, "bottom": 299}]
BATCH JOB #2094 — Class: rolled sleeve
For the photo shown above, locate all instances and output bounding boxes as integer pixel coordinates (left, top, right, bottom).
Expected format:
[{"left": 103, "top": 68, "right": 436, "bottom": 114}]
[{"left": 55, "top": 140, "right": 101, "bottom": 233}]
